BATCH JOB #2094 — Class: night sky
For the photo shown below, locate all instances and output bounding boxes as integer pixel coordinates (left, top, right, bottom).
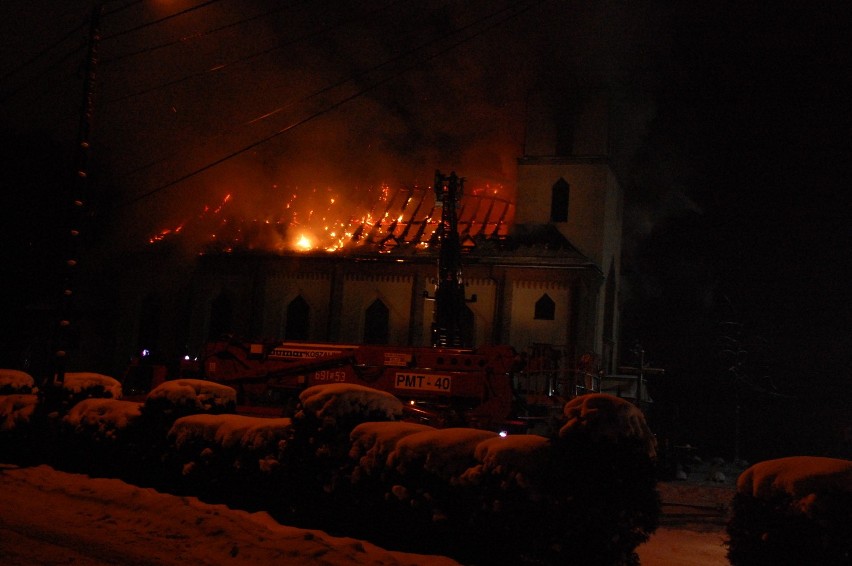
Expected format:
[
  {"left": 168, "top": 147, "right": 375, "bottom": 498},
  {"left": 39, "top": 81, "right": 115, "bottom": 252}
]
[{"left": 2, "top": 1, "right": 849, "bottom": 460}]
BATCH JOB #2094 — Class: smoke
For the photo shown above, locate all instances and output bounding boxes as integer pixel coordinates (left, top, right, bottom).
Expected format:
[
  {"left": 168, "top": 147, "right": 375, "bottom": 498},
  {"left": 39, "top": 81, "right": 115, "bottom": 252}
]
[{"left": 2, "top": 1, "right": 672, "bottom": 256}]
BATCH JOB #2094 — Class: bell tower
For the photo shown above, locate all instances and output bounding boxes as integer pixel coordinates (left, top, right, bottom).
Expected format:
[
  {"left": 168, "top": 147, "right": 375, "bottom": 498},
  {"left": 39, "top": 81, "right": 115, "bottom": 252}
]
[{"left": 515, "top": 87, "right": 624, "bottom": 372}]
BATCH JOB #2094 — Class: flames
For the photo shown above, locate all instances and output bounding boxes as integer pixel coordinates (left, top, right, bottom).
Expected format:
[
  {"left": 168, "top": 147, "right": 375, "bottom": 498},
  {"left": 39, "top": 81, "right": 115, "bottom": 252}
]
[{"left": 149, "top": 182, "right": 514, "bottom": 254}]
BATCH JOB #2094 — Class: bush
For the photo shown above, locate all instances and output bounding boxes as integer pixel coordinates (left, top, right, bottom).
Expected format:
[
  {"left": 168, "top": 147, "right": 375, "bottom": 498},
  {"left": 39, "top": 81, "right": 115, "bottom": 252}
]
[
  {"left": 338, "top": 394, "right": 661, "bottom": 566},
  {"left": 0, "top": 369, "right": 37, "bottom": 395},
  {"left": 0, "top": 394, "right": 40, "bottom": 463},
  {"left": 538, "top": 394, "right": 660, "bottom": 566},
  {"left": 165, "top": 413, "right": 293, "bottom": 504},
  {"left": 54, "top": 372, "right": 123, "bottom": 413},
  {"left": 727, "top": 456, "right": 852, "bottom": 566},
  {"left": 59, "top": 398, "right": 143, "bottom": 476}
]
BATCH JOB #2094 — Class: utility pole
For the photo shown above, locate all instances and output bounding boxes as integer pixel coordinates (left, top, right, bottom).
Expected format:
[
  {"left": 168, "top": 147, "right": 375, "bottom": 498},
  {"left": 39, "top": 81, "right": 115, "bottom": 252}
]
[
  {"left": 50, "top": 3, "right": 102, "bottom": 396},
  {"left": 426, "top": 170, "right": 476, "bottom": 347}
]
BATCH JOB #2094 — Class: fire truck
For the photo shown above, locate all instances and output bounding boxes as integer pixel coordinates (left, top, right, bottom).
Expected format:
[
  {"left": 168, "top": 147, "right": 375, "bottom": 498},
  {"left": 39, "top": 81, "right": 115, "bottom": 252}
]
[{"left": 176, "top": 336, "right": 522, "bottom": 430}]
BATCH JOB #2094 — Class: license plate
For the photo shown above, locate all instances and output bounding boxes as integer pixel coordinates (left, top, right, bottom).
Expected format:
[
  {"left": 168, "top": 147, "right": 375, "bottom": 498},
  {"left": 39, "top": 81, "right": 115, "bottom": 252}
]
[{"left": 394, "top": 372, "right": 451, "bottom": 393}]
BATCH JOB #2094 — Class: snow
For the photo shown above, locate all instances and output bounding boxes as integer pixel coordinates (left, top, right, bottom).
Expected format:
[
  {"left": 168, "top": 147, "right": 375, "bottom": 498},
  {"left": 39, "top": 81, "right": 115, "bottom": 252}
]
[
  {"left": 62, "top": 372, "right": 123, "bottom": 399},
  {"left": 387, "top": 427, "right": 497, "bottom": 480},
  {"left": 0, "top": 369, "right": 36, "bottom": 393},
  {"left": 169, "top": 413, "right": 293, "bottom": 451},
  {"left": 0, "top": 394, "right": 38, "bottom": 432},
  {"left": 0, "top": 464, "right": 461, "bottom": 565},
  {"left": 464, "top": 434, "right": 551, "bottom": 487},
  {"left": 0, "top": 462, "right": 733, "bottom": 566},
  {"left": 736, "top": 455, "right": 852, "bottom": 509},
  {"left": 63, "top": 398, "right": 143, "bottom": 435},
  {"left": 560, "top": 392, "right": 657, "bottom": 458},
  {"left": 349, "top": 421, "right": 436, "bottom": 478},
  {"left": 299, "top": 383, "right": 403, "bottom": 420},
  {"left": 637, "top": 528, "right": 728, "bottom": 566},
  {"left": 145, "top": 378, "right": 237, "bottom": 412}
]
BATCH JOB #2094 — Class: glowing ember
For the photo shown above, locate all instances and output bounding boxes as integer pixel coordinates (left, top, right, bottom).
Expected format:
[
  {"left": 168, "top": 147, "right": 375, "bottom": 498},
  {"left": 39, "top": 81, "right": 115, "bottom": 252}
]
[
  {"left": 148, "top": 182, "right": 514, "bottom": 254},
  {"left": 295, "top": 234, "right": 313, "bottom": 251}
]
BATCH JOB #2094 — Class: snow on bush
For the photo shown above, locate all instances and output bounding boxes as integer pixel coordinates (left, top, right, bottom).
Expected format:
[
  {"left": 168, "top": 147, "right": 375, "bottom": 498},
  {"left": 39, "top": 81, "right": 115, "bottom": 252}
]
[
  {"left": 560, "top": 393, "right": 656, "bottom": 458},
  {"left": 63, "top": 398, "right": 142, "bottom": 439},
  {"left": 299, "top": 383, "right": 403, "bottom": 421},
  {"left": 349, "top": 421, "right": 436, "bottom": 480},
  {"left": 169, "top": 413, "right": 293, "bottom": 453},
  {"left": 0, "top": 369, "right": 37, "bottom": 394},
  {"left": 62, "top": 372, "right": 123, "bottom": 399},
  {"left": 0, "top": 394, "right": 38, "bottom": 432},
  {"left": 387, "top": 427, "right": 497, "bottom": 481},
  {"left": 728, "top": 456, "right": 852, "bottom": 566},
  {"left": 460, "top": 434, "right": 551, "bottom": 491},
  {"left": 145, "top": 379, "right": 236, "bottom": 414},
  {"left": 736, "top": 456, "right": 852, "bottom": 511}
]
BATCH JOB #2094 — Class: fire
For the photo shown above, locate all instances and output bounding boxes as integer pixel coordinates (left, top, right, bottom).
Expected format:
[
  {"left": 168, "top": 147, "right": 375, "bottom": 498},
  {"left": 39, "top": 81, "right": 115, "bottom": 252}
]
[
  {"left": 294, "top": 234, "right": 313, "bottom": 251},
  {"left": 148, "top": 182, "right": 514, "bottom": 254}
]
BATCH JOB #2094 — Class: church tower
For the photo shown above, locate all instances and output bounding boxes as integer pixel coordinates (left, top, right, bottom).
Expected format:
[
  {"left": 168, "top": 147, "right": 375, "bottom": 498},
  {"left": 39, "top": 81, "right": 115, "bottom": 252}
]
[{"left": 515, "top": 88, "right": 624, "bottom": 372}]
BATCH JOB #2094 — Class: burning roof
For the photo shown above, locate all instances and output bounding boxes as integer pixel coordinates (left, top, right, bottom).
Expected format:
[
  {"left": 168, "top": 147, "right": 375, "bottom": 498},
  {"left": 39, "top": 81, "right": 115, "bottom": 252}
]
[{"left": 149, "top": 182, "right": 514, "bottom": 255}]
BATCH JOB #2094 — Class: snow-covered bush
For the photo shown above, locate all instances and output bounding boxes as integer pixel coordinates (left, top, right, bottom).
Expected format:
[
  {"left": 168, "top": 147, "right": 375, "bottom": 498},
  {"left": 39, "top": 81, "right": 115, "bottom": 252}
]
[
  {"left": 298, "top": 383, "right": 403, "bottom": 423},
  {"left": 560, "top": 393, "right": 657, "bottom": 458},
  {"left": 0, "top": 369, "right": 37, "bottom": 395},
  {"left": 292, "top": 384, "right": 405, "bottom": 478},
  {"left": 166, "top": 413, "right": 293, "bottom": 500},
  {"left": 0, "top": 394, "right": 40, "bottom": 463},
  {"left": 546, "top": 393, "right": 660, "bottom": 566},
  {"left": 0, "top": 394, "right": 38, "bottom": 432},
  {"left": 63, "top": 398, "right": 142, "bottom": 440},
  {"left": 55, "top": 372, "right": 122, "bottom": 411},
  {"left": 143, "top": 379, "right": 237, "bottom": 416},
  {"left": 59, "top": 399, "right": 143, "bottom": 475},
  {"left": 461, "top": 433, "right": 552, "bottom": 495},
  {"left": 727, "top": 456, "right": 852, "bottom": 566},
  {"left": 349, "top": 421, "right": 436, "bottom": 481},
  {"left": 387, "top": 427, "right": 498, "bottom": 482}
]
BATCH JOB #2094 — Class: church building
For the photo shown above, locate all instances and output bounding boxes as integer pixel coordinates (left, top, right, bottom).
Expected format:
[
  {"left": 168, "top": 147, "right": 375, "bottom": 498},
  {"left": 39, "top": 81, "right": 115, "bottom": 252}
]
[{"left": 114, "top": 94, "right": 624, "bottom": 380}]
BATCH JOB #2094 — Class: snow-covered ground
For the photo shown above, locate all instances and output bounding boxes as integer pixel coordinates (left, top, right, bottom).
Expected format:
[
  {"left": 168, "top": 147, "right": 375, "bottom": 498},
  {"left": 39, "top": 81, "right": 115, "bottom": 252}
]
[
  {"left": 0, "top": 463, "right": 460, "bottom": 565},
  {"left": 0, "top": 463, "right": 731, "bottom": 565}
]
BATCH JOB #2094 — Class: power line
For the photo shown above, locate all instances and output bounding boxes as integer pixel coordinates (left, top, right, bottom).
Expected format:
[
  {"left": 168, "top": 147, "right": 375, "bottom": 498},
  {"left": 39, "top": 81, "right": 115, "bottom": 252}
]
[
  {"left": 0, "top": 17, "right": 87, "bottom": 85},
  {"left": 102, "top": 0, "right": 228, "bottom": 42},
  {"left": 103, "top": 0, "right": 404, "bottom": 104},
  {"left": 113, "top": 0, "right": 510, "bottom": 180},
  {"left": 104, "top": 0, "right": 306, "bottom": 64},
  {"left": 118, "top": 0, "right": 544, "bottom": 208},
  {"left": 244, "top": 0, "right": 522, "bottom": 127}
]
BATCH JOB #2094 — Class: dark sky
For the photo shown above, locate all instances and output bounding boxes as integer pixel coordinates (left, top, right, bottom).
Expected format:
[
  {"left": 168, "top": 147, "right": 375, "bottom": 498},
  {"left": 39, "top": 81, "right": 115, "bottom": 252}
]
[{"left": 2, "top": 1, "right": 850, "bottom": 459}]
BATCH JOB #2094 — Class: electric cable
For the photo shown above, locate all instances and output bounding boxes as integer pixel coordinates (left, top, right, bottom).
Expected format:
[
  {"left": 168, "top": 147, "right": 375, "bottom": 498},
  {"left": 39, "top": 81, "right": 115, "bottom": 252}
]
[
  {"left": 104, "top": 0, "right": 404, "bottom": 104},
  {"left": 118, "top": 0, "right": 544, "bottom": 208},
  {"left": 104, "top": 0, "right": 306, "bottom": 63}
]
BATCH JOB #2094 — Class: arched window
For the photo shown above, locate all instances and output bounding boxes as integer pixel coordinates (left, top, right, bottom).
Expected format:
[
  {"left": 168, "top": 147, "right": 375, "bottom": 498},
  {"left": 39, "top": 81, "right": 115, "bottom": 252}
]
[
  {"left": 364, "top": 299, "right": 389, "bottom": 344},
  {"left": 284, "top": 295, "right": 310, "bottom": 340},
  {"left": 209, "top": 292, "right": 234, "bottom": 339},
  {"left": 534, "top": 293, "right": 556, "bottom": 320},
  {"left": 550, "top": 178, "right": 569, "bottom": 222}
]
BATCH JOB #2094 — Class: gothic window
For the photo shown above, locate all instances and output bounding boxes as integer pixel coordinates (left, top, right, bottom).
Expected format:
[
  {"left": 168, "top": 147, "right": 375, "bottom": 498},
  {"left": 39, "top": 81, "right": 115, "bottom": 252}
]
[
  {"left": 364, "top": 299, "right": 389, "bottom": 344},
  {"left": 208, "top": 291, "right": 234, "bottom": 339},
  {"left": 534, "top": 293, "right": 556, "bottom": 320},
  {"left": 284, "top": 295, "right": 310, "bottom": 340},
  {"left": 550, "top": 178, "right": 569, "bottom": 222}
]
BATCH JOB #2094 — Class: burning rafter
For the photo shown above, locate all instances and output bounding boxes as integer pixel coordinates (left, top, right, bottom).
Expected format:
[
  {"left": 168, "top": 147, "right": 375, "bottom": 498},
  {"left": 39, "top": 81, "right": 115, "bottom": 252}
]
[{"left": 149, "top": 182, "right": 514, "bottom": 254}]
